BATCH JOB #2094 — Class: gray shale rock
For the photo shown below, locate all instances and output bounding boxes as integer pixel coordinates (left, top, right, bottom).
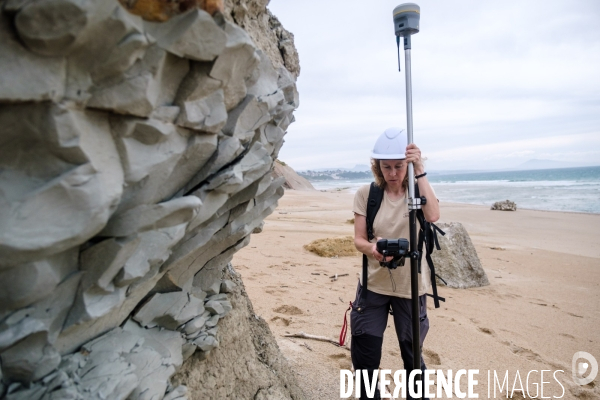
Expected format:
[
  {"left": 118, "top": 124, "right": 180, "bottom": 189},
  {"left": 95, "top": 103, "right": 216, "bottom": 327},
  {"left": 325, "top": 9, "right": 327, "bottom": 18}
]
[
  {"left": 0, "top": 332, "right": 61, "bottom": 383},
  {"left": 54, "top": 223, "right": 189, "bottom": 354},
  {"left": 431, "top": 222, "right": 490, "bottom": 289},
  {"left": 109, "top": 117, "right": 217, "bottom": 212},
  {"left": 144, "top": 9, "right": 226, "bottom": 61},
  {"left": 0, "top": 13, "right": 65, "bottom": 102},
  {"left": 210, "top": 21, "right": 260, "bottom": 110},
  {"left": 164, "top": 385, "right": 187, "bottom": 400},
  {"left": 0, "top": 249, "right": 78, "bottom": 316},
  {"left": 133, "top": 291, "right": 205, "bottom": 330},
  {"left": 0, "top": 273, "right": 80, "bottom": 353},
  {"left": 174, "top": 61, "right": 227, "bottom": 133},
  {"left": 491, "top": 199, "right": 517, "bottom": 211},
  {"left": 14, "top": 0, "right": 96, "bottom": 56},
  {"left": 62, "top": 237, "right": 140, "bottom": 328},
  {"left": 0, "top": 0, "right": 301, "bottom": 397},
  {"left": 88, "top": 45, "right": 189, "bottom": 117},
  {"left": 220, "top": 279, "right": 237, "bottom": 293},
  {"left": 0, "top": 104, "right": 124, "bottom": 264},
  {"left": 100, "top": 196, "right": 202, "bottom": 237}
]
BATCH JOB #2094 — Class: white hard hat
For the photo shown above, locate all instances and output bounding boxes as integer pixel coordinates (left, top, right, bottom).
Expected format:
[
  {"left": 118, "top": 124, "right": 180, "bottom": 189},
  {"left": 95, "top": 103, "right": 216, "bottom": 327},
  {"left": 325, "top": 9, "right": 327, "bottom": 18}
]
[{"left": 371, "top": 127, "right": 407, "bottom": 159}]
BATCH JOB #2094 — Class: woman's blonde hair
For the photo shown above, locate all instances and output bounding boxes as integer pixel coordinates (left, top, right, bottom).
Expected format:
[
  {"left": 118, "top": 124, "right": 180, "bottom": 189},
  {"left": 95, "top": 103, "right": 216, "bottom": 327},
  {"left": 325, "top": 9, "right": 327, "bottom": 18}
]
[{"left": 370, "top": 159, "right": 408, "bottom": 190}]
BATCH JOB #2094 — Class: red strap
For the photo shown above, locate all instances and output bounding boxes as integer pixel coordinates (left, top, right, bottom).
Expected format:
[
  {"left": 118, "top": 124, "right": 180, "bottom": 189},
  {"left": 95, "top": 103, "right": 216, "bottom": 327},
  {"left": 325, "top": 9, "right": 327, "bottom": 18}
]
[{"left": 339, "top": 301, "right": 353, "bottom": 346}]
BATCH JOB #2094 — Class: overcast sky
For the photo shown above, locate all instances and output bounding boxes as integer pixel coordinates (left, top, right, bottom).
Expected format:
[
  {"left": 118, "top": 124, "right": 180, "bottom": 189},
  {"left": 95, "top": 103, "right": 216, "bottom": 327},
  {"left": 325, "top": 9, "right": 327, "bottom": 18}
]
[{"left": 267, "top": 0, "right": 600, "bottom": 171}]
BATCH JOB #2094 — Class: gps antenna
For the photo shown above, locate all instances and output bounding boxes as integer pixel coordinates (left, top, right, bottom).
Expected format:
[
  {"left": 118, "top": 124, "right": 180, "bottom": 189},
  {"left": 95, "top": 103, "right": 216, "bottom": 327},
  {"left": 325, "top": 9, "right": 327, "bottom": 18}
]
[
  {"left": 393, "top": 3, "right": 424, "bottom": 398},
  {"left": 393, "top": 3, "right": 420, "bottom": 37}
]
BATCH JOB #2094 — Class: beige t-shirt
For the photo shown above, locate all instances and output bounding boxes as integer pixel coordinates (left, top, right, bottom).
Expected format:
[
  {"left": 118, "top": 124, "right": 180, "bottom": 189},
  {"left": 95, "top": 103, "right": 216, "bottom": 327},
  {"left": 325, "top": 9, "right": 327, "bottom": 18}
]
[{"left": 353, "top": 184, "right": 431, "bottom": 298}]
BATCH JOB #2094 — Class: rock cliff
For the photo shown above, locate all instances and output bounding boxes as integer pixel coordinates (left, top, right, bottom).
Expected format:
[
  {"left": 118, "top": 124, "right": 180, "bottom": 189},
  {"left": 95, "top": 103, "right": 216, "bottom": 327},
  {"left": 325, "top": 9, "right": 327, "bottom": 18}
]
[
  {"left": 272, "top": 161, "right": 316, "bottom": 191},
  {"left": 0, "top": 0, "right": 302, "bottom": 398}
]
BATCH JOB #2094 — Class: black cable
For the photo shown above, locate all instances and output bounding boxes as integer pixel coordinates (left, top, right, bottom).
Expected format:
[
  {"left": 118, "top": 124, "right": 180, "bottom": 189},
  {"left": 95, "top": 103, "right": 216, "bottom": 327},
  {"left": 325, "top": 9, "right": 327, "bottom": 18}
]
[{"left": 396, "top": 36, "right": 401, "bottom": 71}]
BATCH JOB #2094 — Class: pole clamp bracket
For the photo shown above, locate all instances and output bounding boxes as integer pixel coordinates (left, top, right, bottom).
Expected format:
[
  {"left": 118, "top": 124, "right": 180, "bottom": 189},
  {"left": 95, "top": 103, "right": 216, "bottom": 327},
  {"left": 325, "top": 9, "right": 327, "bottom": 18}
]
[{"left": 408, "top": 196, "right": 424, "bottom": 210}]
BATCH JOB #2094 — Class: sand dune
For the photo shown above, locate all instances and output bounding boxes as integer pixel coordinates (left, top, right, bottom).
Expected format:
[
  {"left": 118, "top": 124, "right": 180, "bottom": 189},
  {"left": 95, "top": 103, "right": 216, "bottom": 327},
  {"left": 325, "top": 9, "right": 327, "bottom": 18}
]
[{"left": 232, "top": 189, "right": 600, "bottom": 399}]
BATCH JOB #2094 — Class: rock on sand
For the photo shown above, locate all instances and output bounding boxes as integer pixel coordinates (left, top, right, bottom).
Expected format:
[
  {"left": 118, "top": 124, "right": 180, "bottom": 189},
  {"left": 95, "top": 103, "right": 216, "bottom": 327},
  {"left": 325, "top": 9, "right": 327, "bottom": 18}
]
[{"left": 431, "top": 222, "right": 490, "bottom": 288}]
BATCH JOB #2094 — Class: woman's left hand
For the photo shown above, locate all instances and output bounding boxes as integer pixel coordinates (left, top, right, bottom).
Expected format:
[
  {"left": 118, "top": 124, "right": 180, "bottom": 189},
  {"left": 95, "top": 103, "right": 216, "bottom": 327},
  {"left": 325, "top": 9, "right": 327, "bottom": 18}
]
[
  {"left": 405, "top": 143, "right": 424, "bottom": 174},
  {"left": 405, "top": 143, "right": 440, "bottom": 222}
]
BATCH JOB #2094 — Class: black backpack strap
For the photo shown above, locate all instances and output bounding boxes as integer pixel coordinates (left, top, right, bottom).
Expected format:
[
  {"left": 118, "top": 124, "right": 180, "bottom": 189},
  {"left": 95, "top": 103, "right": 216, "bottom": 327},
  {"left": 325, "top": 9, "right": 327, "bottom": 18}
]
[
  {"left": 414, "top": 183, "right": 447, "bottom": 308},
  {"left": 359, "top": 183, "right": 384, "bottom": 304},
  {"left": 366, "top": 182, "right": 384, "bottom": 241},
  {"left": 360, "top": 253, "right": 369, "bottom": 306}
]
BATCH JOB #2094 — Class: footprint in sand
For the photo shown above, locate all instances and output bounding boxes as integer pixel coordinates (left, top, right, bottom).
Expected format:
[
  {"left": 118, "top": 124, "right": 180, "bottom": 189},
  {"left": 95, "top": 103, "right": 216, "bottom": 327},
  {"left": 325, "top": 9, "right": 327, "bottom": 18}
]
[
  {"left": 270, "top": 316, "right": 291, "bottom": 326},
  {"left": 478, "top": 327, "right": 496, "bottom": 337},
  {"left": 559, "top": 333, "right": 575, "bottom": 339},
  {"left": 569, "top": 385, "right": 597, "bottom": 399},
  {"left": 502, "top": 341, "right": 544, "bottom": 363},
  {"left": 530, "top": 302, "right": 548, "bottom": 306},
  {"left": 330, "top": 353, "right": 352, "bottom": 370},
  {"left": 423, "top": 349, "right": 441, "bottom": 365},
  {"left": 273, "top": 305, "right": 304, "bottom": 315},
  {"left": 567, "top": 312, "right": 584, "bottom": 318},
  {"left": 265, "top": 288, "right": 289, "bottom": 296},
  {"left": 501, "top": 395, "right": 527, "bottom": 400}
]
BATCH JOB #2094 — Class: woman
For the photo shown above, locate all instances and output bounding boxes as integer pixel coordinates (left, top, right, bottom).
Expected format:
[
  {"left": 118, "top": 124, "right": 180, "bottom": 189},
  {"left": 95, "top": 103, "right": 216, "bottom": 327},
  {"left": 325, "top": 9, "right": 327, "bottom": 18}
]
[{"left": 351, "top": 127, "right": 440, "bottom": 399}]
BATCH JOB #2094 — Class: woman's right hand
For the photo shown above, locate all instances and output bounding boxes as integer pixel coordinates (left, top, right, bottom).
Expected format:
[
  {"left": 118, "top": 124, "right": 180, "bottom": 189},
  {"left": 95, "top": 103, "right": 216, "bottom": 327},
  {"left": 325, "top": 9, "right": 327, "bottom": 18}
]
[
  {"left": 354, "top": 215, "right": 392, "bottom": 263},
  {"left": 372, "top": 238, "right": 393, "bottom": 263}
]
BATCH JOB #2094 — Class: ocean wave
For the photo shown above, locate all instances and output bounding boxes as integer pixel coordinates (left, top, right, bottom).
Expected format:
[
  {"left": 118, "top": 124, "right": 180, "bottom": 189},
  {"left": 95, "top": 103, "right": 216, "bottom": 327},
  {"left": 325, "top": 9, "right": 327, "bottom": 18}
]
[
  {"left": 432, "top": 180, "right": 600, "bottom": 188},
  {"left": 310, "top": 176, "right": 600, "bottom": 213}
]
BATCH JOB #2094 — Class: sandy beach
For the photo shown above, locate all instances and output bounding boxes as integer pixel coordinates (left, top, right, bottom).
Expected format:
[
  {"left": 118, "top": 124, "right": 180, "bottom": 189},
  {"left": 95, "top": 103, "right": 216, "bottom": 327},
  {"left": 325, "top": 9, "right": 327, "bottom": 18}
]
[{"left": 232, "top": 189, "right": 600, "bottom": 400}]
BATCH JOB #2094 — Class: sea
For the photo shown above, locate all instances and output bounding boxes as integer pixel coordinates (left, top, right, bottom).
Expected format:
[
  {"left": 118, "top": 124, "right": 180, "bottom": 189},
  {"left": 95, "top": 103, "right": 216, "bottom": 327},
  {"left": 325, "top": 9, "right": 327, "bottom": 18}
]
[{"left": 308, "top": 166, "right": 600, "bottom": 214}]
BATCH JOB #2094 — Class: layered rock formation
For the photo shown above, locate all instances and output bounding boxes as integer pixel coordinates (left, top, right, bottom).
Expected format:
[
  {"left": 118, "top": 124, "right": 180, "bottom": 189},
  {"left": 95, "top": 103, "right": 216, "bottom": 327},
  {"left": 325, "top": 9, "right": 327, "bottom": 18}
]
[
  {"left": 0, "top": 0, "right": 301, "bottom": 398},
  {"left": 171, "top": 264, "right": 305, "bottom": 399}
]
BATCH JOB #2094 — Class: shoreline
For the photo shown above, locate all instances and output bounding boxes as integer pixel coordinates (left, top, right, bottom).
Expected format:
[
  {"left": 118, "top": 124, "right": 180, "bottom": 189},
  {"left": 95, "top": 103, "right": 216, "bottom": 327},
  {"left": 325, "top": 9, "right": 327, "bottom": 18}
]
[
  {"left": 318, "top": 187, "right": 600, "bottom": 216},
  {"left": 441, "top": 200, "right": 600, "bottom": 216},
  {"left": 308, "top": 173, "right": 600, "bottom": 215},
  {"left": 232, "top": 189, "right": 600, "bottom": 399}
]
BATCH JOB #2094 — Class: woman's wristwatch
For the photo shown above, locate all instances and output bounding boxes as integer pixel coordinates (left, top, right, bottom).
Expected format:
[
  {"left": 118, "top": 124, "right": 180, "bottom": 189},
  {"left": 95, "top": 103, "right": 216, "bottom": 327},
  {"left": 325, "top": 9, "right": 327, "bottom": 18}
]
[{"left": 415, "top": 172, "right": 427, "bottom": 179}]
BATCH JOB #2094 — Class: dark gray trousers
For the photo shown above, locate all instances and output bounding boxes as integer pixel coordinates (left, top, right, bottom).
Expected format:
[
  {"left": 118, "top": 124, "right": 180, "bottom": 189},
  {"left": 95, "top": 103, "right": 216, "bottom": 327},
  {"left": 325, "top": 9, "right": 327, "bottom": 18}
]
[{"left": 350, "top": 282, "right": 429, "bottom": 400}]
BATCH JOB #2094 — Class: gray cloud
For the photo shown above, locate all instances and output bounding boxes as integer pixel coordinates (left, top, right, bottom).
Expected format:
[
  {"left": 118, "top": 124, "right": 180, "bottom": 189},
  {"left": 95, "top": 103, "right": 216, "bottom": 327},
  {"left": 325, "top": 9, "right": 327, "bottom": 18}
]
[{"left": 269, "top": 0, "right": 600, "bottom": 170}]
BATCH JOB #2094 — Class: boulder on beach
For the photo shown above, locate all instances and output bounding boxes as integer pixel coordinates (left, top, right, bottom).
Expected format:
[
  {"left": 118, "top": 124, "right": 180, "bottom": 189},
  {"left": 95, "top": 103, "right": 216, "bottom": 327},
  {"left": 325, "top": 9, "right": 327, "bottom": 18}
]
[
  {"left": 272, "top": 160, "right": 315, "bottom": 190},
  {"left": 491, "top": 200, "right": 517, "bottom": 211},
  {"left": 431, "top": 222, "right": 490, "bottom": 288}
]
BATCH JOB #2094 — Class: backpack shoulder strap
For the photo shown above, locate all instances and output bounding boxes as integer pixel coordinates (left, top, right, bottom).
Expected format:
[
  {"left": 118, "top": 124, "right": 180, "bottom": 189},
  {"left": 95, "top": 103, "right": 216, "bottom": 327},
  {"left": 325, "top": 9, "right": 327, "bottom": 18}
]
[
  {"left": 359, "top": 183, "right": 384, "bottom": 305},
  {"left": 414, "top": 182, "right": 447, "bottom": 308},
  {"left": 366, "top": 182, "right": 384, "bottom": 241}
]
